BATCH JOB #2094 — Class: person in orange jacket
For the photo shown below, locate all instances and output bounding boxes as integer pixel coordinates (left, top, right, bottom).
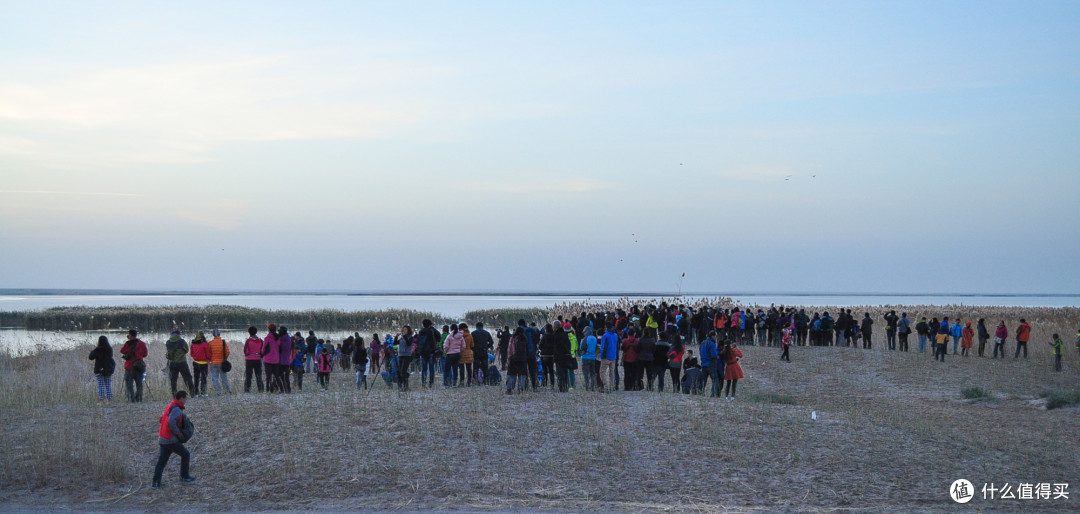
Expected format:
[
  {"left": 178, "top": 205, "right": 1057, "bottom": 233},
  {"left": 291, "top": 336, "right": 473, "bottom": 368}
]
[
  {"left": 208, "top": 329, "right": 231, "bottom": 394},
  {"left": 960, "top": 322, "right": 974, "bottom": 357}
]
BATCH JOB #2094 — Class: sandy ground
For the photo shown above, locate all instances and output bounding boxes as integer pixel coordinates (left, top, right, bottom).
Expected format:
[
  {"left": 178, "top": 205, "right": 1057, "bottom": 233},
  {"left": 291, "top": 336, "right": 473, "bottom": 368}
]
[{"left": 1, "top": 344, "right": 1078, "bottom": 512}]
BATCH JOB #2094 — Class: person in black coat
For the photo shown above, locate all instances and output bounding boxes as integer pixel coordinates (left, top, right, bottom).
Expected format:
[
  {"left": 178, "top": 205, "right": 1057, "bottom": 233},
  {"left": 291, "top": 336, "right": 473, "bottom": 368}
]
[
  {"left": 89, "top": 335, "right": 115, "bottom": 401},
  {"left": 552, "top": 323, "right": 573, "bottom": 393}
]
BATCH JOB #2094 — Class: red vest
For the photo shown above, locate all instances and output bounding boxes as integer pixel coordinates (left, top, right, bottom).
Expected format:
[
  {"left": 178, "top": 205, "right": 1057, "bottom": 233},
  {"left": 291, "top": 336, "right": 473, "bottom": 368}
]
[{"left": 158, "top": 400, "right": 184, "bottom": 440}]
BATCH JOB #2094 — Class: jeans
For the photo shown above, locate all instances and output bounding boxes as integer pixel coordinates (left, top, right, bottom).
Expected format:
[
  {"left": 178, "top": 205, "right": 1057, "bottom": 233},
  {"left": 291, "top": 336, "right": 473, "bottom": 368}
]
[
  {"left": 707, "top": 362, "right": 721, "bottom": 397},
  {"left": 993, "top": 338, "right": 1006, "bottom": 358},
  {"left": 305, "top": 353, "right": 314, "bottom": 373},
  {"left": 443, "top": 353, "right": 460, "bottom": 387},
  {"left": 244, "top": 360, "right": 263, "bottom": 392},
  {"left": 397, "top": 355, "right": 412, "bottom": 390},
  {"left": 124, "top": 368, "right": 144, "bottom": 402},
  {"left": 192, "top": 363, "right": 208, "bottom": 395},
  {"left": 96, "top": 374, "right": 113, "bottom": 400},
  {"left": 1054, "top": 354, "right": 1062, "bottom": 371},
  {"left": 977, "top": 336, "right": 988, "bottom": 357},
  {"left": 899, "top": 333, "right": 909, "bottom": 352},
  {"left": 168, "top": 362, "right": 195, "bottom": 395},
  {"left": 209, "top": 364, "right": 230, "bottom": 393},
  {"left": 292, "top": 366, "right": 303, "bottom": 391},
  {"left": 581, "top": 359, "right": 597, "bottom": 391},
  {"left": 669, "top": 366, "right": 681, "bottom": 391},
  {"left": 528, "top": 356, "right": 539, "bottom": 390},
  {"left": 506, "top": 373, "right": 527, "bottom": 393},
  {"left": 1014, "top": 341, "right": 1028, "bottom": 358},
  {"left": 420, "top": 355, "right": 437, "bottom": 386},
  {"left": 917, "top": 335, "right": 928, "bottom": 353},
  {"left": 153, "top": 443, "right": 191, "bottom": 484},
  {"left": 952, "top": 335, "right": 960, "bottom": 354},
  {"left": 886, "top": 330, "right": 896, "bottom": 350}
]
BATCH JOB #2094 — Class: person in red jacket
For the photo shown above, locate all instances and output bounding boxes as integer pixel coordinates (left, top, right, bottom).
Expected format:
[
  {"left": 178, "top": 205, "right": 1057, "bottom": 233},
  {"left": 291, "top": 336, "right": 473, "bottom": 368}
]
[
  {"left": 1014, "top": 319, "right": 1031, "bottom": 359},
  {"left": 722, "top": 342, "right": 744, "bottom": 399},
  {"left": 120, "top": 329, "right": 149, "bottom": 403},
  {"left": 242, "top": 326, "right": 264, "bottom": 393},
  {"left": 152, "top": 390, "right": 195, "bottom": 488},
  {"left": 189, "top": 331, "right": 211, "bottom": 397}
]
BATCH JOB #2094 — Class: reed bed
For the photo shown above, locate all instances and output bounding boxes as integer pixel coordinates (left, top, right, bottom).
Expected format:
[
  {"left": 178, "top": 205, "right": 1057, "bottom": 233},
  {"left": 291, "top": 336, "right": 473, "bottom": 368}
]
[{"left": 1, "top": 305, "right": 456, "bottom": 333}]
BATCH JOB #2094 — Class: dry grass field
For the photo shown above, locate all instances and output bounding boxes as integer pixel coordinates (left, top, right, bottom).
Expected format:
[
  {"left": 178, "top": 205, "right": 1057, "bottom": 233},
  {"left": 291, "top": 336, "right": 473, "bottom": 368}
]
[{"left": 1, "top": 304, "right": 1078, "bottom": 512}]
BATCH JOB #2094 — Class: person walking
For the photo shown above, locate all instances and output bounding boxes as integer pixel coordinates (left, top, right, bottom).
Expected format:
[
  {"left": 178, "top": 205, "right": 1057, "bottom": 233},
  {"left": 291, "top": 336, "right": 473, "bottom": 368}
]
[
  {"left": 189, "top": 332, "right": 210, "bottom": 397},
  {"left": 120, "top": 329, "right": 148, "bottom": 403},
  {"left": 242, "top": 327, "right": 264, "bottom": 393},
  {"left": 1014, "top": 318, "right": 1031, "bottom": 359},
  {"left": 166, "top": 330, "right": 195, "bottom": 395},
  {"left": 1049, "top": 333, "right": 1064, "bottom": 372},
  {"left": 207, "top": 329, "right": 231, "bottom": 394},
  {"left": 89, "top": 335, "right": 115, "bottom": 401},
  {"left": 993, "top": 321, "right": 1008, "bottom": 359},
  {"left": 976, "top": 319, "right": 990, "bottom": 357},
  {"left": 152, "top": 390, "right": 196, "bottom": 488}
]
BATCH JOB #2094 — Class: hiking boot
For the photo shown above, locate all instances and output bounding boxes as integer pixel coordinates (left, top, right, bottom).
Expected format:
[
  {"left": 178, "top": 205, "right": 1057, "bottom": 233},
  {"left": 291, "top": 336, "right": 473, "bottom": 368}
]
[
  {"left": 181, "top": 476, "right": 196, "bottom": 484},
  {"left": 151, "top": 481, "right": 161, "bottom": 488}
]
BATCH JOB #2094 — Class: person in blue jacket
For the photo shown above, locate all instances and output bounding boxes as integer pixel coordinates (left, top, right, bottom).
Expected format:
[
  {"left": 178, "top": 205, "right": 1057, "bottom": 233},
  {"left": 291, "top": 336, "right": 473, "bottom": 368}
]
[
  {"left": 699, "top": 331, "right": 720, "bottom": 397},
  {"left": 950, "top": 318, "right": 963, "bottom": 354},
  {"left": 599, "top": 326, "right": 620, "bottom": 392}
]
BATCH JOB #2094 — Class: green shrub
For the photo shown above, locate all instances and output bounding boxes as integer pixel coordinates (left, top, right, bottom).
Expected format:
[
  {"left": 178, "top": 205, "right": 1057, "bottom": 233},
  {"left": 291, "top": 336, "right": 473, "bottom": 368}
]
[
  {"left": 1044, "top": 390, "right": 1080, "bottom": 410},
  {"left": 961, "top": 387, "right": 989, "bottom": 400}
]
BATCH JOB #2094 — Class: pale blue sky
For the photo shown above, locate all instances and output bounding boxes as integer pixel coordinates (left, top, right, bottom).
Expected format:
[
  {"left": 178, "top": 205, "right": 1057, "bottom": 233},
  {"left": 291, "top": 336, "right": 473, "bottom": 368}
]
[{"left": 1, "top": 1, "right": 1078, "bottom": 293}]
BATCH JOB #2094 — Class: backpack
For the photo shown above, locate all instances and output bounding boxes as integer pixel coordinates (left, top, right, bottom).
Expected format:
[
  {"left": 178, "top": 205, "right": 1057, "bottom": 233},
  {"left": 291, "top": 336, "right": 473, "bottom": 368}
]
[{"left": 511, "top": 339, "right": 529, "bottom": 363}]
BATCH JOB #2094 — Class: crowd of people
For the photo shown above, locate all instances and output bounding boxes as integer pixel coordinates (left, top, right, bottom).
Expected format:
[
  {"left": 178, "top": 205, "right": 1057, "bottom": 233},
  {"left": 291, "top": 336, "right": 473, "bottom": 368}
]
[
  {"left": 89, "top": 303, "right": 1078, "bottom": 403},
  {"left": 82, "top": 302, "right": 1076, "bottom": 488}
]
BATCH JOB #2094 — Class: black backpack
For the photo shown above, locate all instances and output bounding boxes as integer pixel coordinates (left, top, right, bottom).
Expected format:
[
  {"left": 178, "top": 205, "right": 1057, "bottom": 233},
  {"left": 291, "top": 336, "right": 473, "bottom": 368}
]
[{"left": 511, "top": 339, "right": 529, "bottom": 363}]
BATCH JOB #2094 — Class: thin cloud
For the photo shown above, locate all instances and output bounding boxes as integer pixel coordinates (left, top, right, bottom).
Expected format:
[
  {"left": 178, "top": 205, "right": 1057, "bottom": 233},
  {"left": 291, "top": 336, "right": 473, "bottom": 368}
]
[
  {"left": 0, "top": 190, "right": 143, "bottom": 197},
  {"left": 486, "top": 178, "right": 616, "bottom": 194}
]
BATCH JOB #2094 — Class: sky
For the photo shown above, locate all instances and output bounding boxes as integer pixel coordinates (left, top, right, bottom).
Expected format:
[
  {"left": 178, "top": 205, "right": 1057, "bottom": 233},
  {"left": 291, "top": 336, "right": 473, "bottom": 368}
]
[{"left": 1, "top": 1, "right": 1078, "bottom": 294}]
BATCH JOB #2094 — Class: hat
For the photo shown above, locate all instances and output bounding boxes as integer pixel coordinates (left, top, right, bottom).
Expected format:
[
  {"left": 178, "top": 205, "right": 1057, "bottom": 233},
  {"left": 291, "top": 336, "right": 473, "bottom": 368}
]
[
  {"left": 562, "top": 322, "right": 572, "bottom": 330},
  {"left": 212, "top": 329, "right": 220, "bottom": 336}
]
